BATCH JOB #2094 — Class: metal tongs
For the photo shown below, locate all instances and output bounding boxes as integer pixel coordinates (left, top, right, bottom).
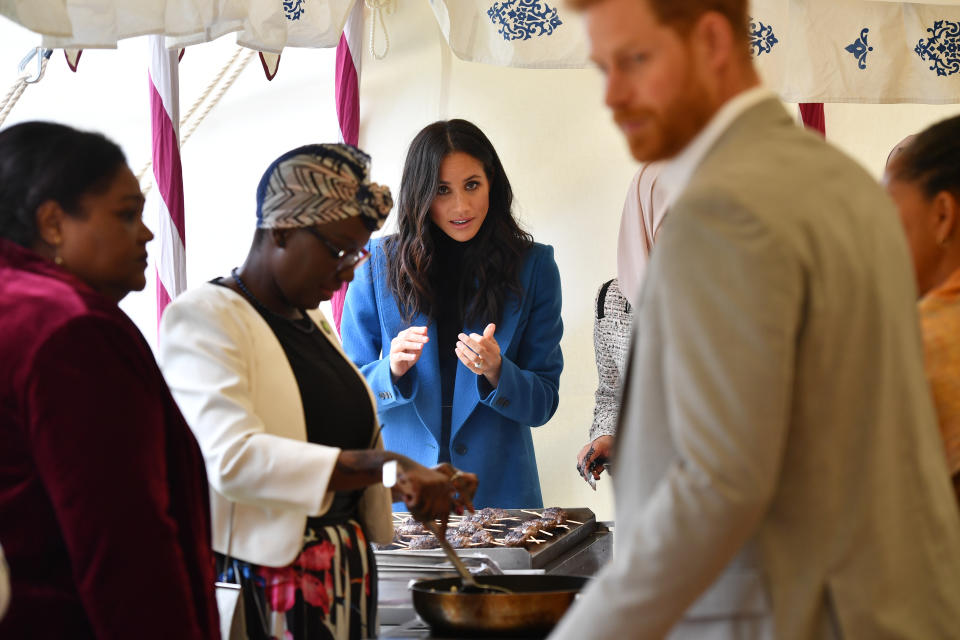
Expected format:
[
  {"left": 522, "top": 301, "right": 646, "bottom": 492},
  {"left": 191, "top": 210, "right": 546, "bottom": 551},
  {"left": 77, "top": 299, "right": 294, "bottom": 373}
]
[
  {"left": 578, "top": 458, "right": 611, "bottom": 491},
  {"left": 424, "top": 521, "right": 512, "bottom": 594}
]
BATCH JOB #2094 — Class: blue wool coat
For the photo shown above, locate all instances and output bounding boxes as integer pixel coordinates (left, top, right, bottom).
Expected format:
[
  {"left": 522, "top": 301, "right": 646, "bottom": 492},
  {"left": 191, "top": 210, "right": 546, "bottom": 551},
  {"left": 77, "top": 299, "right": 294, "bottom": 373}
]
[{"left": 341, "top": 237, "right": 563, "bottom": 508}]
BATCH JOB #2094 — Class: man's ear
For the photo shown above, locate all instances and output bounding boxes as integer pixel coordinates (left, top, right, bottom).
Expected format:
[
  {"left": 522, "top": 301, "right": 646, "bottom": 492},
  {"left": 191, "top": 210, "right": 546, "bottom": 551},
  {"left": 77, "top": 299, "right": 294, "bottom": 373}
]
[
  {"left": 691, "top": 11, "right": 737, "bottom": 74},
  {"left": 934, "top": 190, "right": 959, "bottom": 247},
  {"left": 34, "top": 200, "right": 65, "bottom": 248}
]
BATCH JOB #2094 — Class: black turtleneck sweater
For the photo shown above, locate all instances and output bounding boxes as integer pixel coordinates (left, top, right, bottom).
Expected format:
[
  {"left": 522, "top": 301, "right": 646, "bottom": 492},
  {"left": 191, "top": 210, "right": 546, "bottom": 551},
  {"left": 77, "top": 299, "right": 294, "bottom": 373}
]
[{"left": 431, "top": 224, "right": 474, "bottom": 463}]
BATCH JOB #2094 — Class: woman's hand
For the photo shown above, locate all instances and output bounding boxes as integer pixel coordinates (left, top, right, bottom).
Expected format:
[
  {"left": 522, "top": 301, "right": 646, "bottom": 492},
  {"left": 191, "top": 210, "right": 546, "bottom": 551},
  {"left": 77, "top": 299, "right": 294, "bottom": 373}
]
[
  {"left": 576, "top": 435, "right": 614, "bottom": 485},
  {"left": 394, "top": 460, "right": 477, "bottom": 526},
  {"left": 456, "top": 323, "right": 502, "bottom": 387},
  {"left": 389, "top": 326, "right": 429, "bottom": 380},
  {"left": 433, "top": 462, "right": 478, "bottom": 514}
]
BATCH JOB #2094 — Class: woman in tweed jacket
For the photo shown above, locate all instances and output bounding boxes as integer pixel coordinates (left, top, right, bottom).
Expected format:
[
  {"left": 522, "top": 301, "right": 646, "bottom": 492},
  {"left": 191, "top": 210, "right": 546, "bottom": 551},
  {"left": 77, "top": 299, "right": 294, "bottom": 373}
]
[
  {"left": 576, "top": 162, "right": 668, "bottom": 486},
  {"left": 576, "top": 277, "right": 632, "bottom": 486}
]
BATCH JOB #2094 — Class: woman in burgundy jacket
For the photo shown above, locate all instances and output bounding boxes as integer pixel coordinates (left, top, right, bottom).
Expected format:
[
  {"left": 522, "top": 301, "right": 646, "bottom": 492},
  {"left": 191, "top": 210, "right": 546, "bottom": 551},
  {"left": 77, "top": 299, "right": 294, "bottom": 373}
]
[{"left": 0, "top": 122, "right": 219, "bottom": 639}]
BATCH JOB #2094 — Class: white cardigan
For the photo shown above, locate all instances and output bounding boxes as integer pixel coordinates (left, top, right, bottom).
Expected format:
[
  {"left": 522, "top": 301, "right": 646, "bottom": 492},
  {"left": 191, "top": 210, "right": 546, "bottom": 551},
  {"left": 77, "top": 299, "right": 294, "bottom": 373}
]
[{"left": 158, "top": 283, "right": 393, "bottom": 567}]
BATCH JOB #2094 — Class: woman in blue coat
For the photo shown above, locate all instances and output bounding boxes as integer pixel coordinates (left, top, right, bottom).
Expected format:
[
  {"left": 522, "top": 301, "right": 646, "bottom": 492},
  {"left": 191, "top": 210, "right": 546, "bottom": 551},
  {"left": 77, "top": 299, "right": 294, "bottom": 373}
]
[{"left": 341, "top": 119, "right": 563, "bottom": 508}]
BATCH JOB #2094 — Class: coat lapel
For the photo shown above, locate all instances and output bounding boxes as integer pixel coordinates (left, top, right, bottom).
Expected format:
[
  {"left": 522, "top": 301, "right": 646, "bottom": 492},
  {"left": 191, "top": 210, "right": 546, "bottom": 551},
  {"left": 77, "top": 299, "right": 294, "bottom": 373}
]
[
  {"left": 449, "top": 300, "right": 523, "bottom": 440},
  {"left": 410, "top": 312, "right": 443, "bottom": 446}
]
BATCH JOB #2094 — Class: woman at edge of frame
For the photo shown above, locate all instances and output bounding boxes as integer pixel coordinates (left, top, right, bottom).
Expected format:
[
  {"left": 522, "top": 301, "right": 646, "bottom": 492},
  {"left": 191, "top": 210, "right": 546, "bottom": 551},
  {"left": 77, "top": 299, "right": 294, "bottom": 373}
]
[
  {"left": 0, "top": 121, "right": 218, "bottom": 639},
  {"left": 885, "top": 116, "right": 960, "bottom": 505},
  {"left": 341, "top": 119, "right": 564, "bottom": 509}
]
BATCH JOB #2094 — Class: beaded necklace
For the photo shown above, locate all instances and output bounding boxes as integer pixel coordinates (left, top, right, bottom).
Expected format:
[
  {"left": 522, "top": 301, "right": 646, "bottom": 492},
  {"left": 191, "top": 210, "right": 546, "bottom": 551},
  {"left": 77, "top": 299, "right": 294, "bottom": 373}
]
[{"left": 230, "top": 267, "right": 316, "bottom": 334}]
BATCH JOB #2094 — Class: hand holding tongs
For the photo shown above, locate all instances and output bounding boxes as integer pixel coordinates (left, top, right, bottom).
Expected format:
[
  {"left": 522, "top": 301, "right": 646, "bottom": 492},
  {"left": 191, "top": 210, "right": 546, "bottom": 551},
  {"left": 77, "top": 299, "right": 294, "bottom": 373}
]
[{"left": 424, "top": 521, "right": 512, "bottom": 594}]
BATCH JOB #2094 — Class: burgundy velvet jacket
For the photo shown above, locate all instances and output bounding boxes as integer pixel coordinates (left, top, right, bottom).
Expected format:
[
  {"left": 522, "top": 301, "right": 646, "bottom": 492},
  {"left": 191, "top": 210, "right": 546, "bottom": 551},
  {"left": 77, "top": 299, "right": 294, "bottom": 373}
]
[{"left": 0, "top": 239, "right": 219, "bottom": 639}]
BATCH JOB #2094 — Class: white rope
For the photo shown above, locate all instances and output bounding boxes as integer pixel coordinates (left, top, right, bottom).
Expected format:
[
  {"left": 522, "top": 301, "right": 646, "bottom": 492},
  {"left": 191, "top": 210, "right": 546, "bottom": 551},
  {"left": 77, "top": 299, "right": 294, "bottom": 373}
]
[
  {"left": 138, "top": 48, "right": 255, "bottom": 194},
  {"left": 366, "top": 0, "right": 394, "bottom": 60},
  {"left": 0, "top": 56, "right": 49, "bottom": 129},
  {"left": 180, "top": 49, "right": 255, "bottom": 147},
  {"left": 0, "top": 83, "right": 28, "bottom": 128},
  {"left": 180, "top": 47, "right": 246, "bottom": 131}
]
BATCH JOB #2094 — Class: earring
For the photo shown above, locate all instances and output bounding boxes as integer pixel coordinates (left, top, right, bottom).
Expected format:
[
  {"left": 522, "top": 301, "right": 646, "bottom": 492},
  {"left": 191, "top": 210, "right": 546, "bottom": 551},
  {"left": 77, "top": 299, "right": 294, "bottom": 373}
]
[{"left": 51, "top": 235, "right": 64, "bottom": 265}]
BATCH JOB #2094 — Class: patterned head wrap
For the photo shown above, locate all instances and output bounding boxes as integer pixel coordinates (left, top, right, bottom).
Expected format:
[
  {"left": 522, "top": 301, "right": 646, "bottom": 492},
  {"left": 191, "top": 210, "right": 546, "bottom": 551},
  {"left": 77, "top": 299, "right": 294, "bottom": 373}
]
[{"left": 256, "top": 143, "right": 392, "bottom": 231}]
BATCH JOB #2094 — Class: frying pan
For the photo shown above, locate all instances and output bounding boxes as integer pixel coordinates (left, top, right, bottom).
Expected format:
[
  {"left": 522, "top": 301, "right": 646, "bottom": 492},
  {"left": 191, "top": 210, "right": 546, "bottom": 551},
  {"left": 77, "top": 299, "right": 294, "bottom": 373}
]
[{"left": 410, "top": 574, "right": 588, "bottom": 637}]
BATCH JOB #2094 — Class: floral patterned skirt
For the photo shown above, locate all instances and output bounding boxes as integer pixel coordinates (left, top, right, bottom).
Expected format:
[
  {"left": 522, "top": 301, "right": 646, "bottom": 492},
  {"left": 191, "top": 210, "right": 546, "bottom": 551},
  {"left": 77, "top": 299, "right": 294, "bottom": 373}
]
[{"left": 216, "top": 519, "right": 377, "bottom": 640}]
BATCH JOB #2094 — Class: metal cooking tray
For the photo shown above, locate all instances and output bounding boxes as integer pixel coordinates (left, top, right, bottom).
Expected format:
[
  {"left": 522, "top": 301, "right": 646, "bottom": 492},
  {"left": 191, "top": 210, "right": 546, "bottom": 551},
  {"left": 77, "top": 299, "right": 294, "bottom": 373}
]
[{"left": 377, "top": 507, "right": 597, "bottom": 570}]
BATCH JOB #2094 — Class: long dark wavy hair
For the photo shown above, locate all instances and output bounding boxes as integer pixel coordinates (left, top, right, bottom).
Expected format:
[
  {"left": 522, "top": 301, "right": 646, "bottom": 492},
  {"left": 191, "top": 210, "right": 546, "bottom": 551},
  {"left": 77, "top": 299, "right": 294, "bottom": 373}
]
[{"left": 384, "top": 119, "right": 533, "bottom": 325}]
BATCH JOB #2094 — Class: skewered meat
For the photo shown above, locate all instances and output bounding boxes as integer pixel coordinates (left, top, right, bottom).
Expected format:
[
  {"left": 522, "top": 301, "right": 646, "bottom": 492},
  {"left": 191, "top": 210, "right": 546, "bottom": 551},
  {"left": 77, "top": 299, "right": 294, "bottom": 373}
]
[
  {"left": 500, "top": 516, "right": 564, "bottom": 546},
  {"left": 469, "top": 530, "right": 494, "bottom": 547},
  {"left": 503, "top": 529, "right": 535, "bottom": 547},
  {"left": 515, "top": 520, "right": 543, "bottom": 537},
  {"left": 445, "top": 531, "right": 472, "bottom": 549},
  {"left": 501, "top": 520, "right": 544, "bottom": 547},
  {"left": 466, "top": 507, "right": 510, "bottom": 525},
  {"left": 541, "top": 507, "right": 568, "bottom": 526},
  {"left": 386, "top": 509, "right": 572, "bottom": 551},
  {"left": 533, "top": 518, "right": 558, "bottom": 532},
  {"left": 395, "top": 523, "right": 428, "bottom": 537},
  {"left": 455, "top": 520, "right": 484, "bottom": 535},
  {"left": 407, "top": 535, "right": 440, "bottom": 550}
]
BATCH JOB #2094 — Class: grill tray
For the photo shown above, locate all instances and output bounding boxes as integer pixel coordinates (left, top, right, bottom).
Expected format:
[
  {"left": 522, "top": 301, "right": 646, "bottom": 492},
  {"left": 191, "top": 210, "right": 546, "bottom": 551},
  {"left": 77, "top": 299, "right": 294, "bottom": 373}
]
[{"left": 376, "top": 507, "right": 596, "bottom": 570}]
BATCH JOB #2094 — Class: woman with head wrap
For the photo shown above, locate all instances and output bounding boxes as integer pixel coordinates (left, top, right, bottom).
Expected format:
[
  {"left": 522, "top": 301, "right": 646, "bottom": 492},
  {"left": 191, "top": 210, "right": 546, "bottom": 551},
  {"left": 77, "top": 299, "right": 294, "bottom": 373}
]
[
  {"left": 885, "top": 117, "right": 960, "bottom": 504},
  {"left": 158, "top": 144, "right": 477, "bottom": 640},
  {"left": 577, "top": 161, "right": 669, "bottom": 486},
  {"left": 0, "top": 121, "right": 218, "bottom": 639},
  {"left": 340, "top": 120, "right": 564, "bottom": 509}
]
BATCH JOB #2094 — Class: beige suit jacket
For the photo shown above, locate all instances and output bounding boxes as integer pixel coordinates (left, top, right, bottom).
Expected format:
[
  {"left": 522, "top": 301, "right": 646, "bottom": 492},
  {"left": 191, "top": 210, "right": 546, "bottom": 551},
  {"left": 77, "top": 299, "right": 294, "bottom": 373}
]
[{"left": 551, "top": 99, "right": 960, "bottom": 639}]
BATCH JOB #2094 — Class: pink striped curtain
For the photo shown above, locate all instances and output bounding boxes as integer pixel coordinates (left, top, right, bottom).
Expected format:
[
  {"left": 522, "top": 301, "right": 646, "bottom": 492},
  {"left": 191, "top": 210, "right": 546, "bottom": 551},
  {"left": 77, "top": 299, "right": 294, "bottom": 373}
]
[
  {"left": 148, "top": 36, "right": 187, "bottom": 331},
  {"left": 330, "top": 1, "right": 364, "bottom": 333}
]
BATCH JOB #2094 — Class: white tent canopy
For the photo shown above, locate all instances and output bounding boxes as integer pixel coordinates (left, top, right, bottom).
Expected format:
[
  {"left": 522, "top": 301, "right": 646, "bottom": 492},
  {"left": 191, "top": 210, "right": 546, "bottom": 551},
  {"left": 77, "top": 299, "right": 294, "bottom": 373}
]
[
  {"left": 4, "top": 0, "right": 960, "bottom": 101},
  {"left": 0, "top": 0, "right": 355, "bottom": 52}
]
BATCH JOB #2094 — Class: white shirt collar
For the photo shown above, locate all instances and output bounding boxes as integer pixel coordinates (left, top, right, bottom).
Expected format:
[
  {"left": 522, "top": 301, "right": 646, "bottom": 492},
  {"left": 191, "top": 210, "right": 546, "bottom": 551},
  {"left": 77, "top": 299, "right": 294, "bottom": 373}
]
[{"left": 659, "top": 86, "right": 777, "bottom": 211}]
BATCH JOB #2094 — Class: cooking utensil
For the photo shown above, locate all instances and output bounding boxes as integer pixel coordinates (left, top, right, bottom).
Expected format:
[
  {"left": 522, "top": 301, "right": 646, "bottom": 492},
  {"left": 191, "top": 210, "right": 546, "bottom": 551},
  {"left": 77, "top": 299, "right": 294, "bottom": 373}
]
[
  {"left": 424, "top": 522, "right": 512, "bottom": 594},
  {"left": 410, "top": 574, "right": 588, "bottom": 637},
  {"left": 579, "top": 457, "right": 612, "bottom": 490}
]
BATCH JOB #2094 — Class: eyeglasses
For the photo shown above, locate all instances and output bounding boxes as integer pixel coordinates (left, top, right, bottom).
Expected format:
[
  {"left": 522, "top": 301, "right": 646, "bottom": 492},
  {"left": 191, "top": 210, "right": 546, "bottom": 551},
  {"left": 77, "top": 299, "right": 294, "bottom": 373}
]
[{"left": 303, "top": 226, "right": 370, "bottom": 271}]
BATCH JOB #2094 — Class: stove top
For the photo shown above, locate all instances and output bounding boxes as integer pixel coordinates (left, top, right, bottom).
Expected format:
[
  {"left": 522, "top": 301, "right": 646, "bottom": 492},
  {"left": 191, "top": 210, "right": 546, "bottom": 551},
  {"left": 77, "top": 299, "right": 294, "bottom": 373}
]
[{"left": 380, "top": 617, "right": 552, "bottom": 639}]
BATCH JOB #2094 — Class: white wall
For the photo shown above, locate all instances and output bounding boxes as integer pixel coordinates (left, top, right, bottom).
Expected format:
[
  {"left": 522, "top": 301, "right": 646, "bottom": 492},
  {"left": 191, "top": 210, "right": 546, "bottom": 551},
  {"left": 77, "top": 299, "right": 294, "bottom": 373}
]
[
  {"left": 826, "top": 102, "right": 960, "bottom": 178},
  {"left": 3, "top": 5, "right": 960, "bottom": 521}
]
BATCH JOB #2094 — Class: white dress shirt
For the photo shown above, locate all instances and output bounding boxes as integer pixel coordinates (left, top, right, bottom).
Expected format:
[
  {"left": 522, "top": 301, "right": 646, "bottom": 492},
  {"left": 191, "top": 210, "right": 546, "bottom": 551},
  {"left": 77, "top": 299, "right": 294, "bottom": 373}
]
[{"left": 658, "top": 86, "right": 777, "bottom": 212}]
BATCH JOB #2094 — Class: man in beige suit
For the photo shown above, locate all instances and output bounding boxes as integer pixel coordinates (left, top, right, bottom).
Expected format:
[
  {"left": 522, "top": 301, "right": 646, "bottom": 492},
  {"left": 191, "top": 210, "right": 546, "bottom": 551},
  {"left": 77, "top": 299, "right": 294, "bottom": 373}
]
[{"left": 552, "top": 0, "right": 960, "bottom": 638}]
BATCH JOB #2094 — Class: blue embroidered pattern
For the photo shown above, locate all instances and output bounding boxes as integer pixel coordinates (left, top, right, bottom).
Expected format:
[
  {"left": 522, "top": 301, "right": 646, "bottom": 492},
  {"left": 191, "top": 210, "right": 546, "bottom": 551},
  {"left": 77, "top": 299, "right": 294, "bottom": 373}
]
[
  {"left": 748, "top": 18, "right": 779, "bottom": 57},
  {"left": 283, "top": 0, "right": 306, "bottom": 21},
  {"left": 915, "top": 20, "right": 960, "bottom": 77},
  {"left": 487, "top": 0, "right": 563, "bottom": 42},
  {"left": 845, "top": 28, "right": 873, "bottom": 70}
]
